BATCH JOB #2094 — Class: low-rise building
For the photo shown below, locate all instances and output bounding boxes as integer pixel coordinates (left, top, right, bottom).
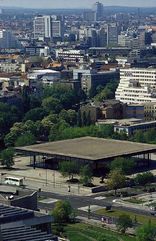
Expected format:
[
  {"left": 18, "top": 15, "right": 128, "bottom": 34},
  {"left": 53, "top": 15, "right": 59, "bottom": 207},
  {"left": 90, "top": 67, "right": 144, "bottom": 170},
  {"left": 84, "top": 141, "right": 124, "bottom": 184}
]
[{"left": 114, "top": 120, "right": 156, "bottom": 136}]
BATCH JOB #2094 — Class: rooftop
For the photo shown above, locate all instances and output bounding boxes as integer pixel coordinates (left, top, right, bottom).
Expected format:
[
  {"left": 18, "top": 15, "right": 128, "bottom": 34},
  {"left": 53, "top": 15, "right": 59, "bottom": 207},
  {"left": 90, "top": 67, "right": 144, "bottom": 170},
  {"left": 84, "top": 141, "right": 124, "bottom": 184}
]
[{"left": 16, "top": 137, "right": 156, "bottom": 161}]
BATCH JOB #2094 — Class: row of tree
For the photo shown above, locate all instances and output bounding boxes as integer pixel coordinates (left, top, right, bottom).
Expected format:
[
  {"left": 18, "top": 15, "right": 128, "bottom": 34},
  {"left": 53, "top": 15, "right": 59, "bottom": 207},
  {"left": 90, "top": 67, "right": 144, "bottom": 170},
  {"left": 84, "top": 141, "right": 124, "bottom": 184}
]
[
  {"left": 59, "top": 161, "right": 93, "bottom": 186},
  {"left": 58, "top": 158, "right": 155, "bottom": 193},
  {"left": 52, "top": 200, "right": 156, "bottom": 241}
]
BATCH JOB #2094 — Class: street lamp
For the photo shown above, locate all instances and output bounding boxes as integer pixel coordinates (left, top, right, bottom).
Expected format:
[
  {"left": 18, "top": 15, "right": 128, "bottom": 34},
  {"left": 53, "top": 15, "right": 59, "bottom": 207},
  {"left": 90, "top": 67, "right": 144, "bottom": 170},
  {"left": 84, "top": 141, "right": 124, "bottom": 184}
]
[
  {"left": 53, "top": 170, "right": 55, "bottom": 188},
  {"left": 88, "top": 205, "right": 91, "bottom": 219},
  {"left": 42, "top": 156, "right": 47, "bottom": 186}
]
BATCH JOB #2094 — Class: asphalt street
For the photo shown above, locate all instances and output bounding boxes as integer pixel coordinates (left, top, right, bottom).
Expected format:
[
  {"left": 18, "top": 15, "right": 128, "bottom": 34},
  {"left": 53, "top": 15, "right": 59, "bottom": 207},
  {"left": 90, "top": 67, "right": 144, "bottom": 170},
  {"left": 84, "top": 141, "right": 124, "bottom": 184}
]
[{"left": 37, "top": 190, "right": 155, "bottom": 219}]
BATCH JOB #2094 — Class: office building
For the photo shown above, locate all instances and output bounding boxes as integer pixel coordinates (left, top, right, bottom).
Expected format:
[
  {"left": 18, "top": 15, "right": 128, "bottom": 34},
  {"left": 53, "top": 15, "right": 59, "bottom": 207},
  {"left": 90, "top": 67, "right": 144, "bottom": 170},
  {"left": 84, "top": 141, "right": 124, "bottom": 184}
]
[
  {"left": 56, "top": 49, "right": 86, "bottom": 63},
  {"left": 115, "top": 68, "right": 156, "bottom": 104},
  {"left": 33, "top": 15, "right": 52, "bottom": 39},
  {"left": 51, "top": 19, "right": 64, "bottom": 39},
  {"left": 92, "top": 2, "right": 103, "bottom": 21},
  {"left": 107, "top": 23, "right": 118, "bottom": 47},
  {"left": 81, "top": 69, "right": 119, "bottom": 94},
  {"left": 0, "top": 29, "right": 21, "bottom": 49},
  {"left": 33, "top": 15, "right": 64, "bottom": 40}
]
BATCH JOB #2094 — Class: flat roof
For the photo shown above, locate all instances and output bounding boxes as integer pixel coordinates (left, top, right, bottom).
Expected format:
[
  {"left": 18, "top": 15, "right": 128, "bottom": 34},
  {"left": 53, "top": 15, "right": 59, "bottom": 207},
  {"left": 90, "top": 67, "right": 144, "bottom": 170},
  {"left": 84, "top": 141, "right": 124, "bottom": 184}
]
[{"left": 16, "top": 137, "right": 156, "bottom": 161}]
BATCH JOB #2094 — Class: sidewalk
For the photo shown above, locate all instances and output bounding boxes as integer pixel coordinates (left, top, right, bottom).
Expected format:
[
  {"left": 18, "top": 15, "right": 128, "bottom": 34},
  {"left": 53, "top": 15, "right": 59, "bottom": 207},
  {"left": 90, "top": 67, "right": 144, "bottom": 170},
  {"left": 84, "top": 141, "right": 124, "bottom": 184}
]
[
  {"left": 77, "top": 216, "right": 135, "bottom": 235},
  {"left": 0, "top": 166, "right": 92, "bottom": 196}
]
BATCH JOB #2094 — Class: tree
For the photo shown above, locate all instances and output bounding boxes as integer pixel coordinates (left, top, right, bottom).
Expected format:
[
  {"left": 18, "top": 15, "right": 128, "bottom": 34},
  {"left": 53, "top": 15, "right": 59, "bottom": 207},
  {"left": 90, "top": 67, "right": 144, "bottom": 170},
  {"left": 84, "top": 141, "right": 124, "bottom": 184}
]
[
  {"left": 59, "top": 109, "right": 77, "bottom": 126},
  {"left": 134, "top": 172, "right": 154, "bottom": 186},
  {"left": 136, "top": 222, "right": 156, "bottom": 241},
  {"left": 133, "top": 130, "right": 145, "bottom": 143},
  {"left": 110, "top": 157, "right": 136, "bottom": 175},
  {"left": 52, "top": 200, "right": 73, "bottom": 223},
  {"left": 23, "top": 107, "right": 46, "bottom": 122},
  {"left": 107, "top": 169, "right": 126, "bottom": 195},
  {"left": 80, "top": 165, "right": 93, "bottom": 186},
  {"left": 0, "top": 148, "right": 14, "bottom": 169},
  {"left": 59, "top": 161, "right": 79, "bottom": 181},
  {"left": 42, "top": 97, "right": 62, "bottom": 113},
  {"left": 15, "top": 132, "right": 36, "bottom": 147},
  {"left": 144, "top": 129, "right": 156, "bottom": 144},
  {"left": 116, "top": 214, "right": 133, "bottom": 234}
]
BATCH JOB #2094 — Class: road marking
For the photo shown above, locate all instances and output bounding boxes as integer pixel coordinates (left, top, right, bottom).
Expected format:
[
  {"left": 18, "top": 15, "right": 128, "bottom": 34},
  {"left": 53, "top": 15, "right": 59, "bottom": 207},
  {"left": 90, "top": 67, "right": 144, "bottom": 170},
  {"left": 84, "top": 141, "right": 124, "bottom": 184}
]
[
  {"left": 39, "top": 198, "right": 58, "bottom": 204},
  {"left": 94, "top": 196, "right": 106, "bottom": 200},
  {"left": 78, "top": 205, "right": 103, "bottom": 212}
]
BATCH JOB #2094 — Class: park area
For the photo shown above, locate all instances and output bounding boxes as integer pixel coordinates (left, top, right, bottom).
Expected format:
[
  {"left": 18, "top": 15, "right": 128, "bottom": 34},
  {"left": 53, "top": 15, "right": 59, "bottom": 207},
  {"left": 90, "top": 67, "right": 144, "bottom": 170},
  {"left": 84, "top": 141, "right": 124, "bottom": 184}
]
[{"left": 54, "top": 223, "right": 134, "bottom": 241}]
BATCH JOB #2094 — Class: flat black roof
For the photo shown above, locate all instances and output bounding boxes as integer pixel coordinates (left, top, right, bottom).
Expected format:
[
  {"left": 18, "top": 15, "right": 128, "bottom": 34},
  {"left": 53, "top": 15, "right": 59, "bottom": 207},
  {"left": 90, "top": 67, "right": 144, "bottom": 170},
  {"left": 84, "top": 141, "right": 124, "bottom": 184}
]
[{"left": 16, "top": 137, "right": 156, "bottom": 161}]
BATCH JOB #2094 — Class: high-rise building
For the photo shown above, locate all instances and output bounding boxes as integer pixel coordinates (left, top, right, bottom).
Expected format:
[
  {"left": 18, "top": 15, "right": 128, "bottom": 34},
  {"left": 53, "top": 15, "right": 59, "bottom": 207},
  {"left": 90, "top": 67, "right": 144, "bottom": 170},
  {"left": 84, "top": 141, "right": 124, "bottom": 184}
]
[
  {"left": 0, "top": 29, "right": 21, "bottom": 49},
  {"left": 92, "top": 2, "right": 103, "bottom": 21},
  {"left": 107, "top": 23, "right": 118, "bottom": 47},
  {"left": 115, "top": 68, "right": 156, "bottom": 104},
  {"left": 33, "top": 15, "right": 52, "bottom": 39},
  {"left": 51, "top": 19, "right": 64, "bottom": 39},
  {"left": 33, "top": 15, "right": 64, "bottom": 40}
]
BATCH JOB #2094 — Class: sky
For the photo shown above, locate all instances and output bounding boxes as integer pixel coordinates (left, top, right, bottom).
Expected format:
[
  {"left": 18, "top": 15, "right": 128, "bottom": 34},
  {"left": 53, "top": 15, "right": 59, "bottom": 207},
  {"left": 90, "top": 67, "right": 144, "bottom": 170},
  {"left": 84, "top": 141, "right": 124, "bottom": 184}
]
[{"left": 0, "top": 0, "right": 156, "bottom": 9}]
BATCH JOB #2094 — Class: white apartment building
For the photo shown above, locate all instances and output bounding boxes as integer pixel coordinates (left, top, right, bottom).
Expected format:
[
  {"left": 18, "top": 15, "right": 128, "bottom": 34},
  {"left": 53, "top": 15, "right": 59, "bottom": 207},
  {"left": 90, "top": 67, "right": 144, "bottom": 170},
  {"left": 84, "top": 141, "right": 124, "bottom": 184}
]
[
  {"left": 34, "top": 15, "right": 64, "bottom": 40},
  {"left": 33, "top": 15, "right": 52, "bottom": 39},
  {"left": 115, "top": 68, "right": 156, "bottom": 104}
]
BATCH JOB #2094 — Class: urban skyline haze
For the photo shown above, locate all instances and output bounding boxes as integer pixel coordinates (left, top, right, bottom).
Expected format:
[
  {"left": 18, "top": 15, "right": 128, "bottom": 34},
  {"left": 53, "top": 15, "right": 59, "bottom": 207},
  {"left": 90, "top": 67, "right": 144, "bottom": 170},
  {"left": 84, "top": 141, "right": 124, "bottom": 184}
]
[{"left": 0, "top": 0, "right": 156, "bottom": 9}]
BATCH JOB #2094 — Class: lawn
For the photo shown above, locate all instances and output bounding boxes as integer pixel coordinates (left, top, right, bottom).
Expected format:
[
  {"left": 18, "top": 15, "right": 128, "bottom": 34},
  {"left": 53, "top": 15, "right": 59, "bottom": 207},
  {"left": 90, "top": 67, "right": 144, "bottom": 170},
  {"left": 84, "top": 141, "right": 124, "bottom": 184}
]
[
  {"left": 96, "top": 208, "right": 156, "bottom": 225},
  {"left": 125, "top": 197, "right": 145, "bottom": 204},
  {"left": 59, "top": 223, "right": 134, "bottom": 241}
]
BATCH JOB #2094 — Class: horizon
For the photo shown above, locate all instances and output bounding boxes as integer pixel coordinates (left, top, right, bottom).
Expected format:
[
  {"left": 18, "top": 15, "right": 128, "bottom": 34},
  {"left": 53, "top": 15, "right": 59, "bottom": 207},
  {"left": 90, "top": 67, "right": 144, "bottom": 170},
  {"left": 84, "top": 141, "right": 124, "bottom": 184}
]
[{"left": 0, "top": 0, "right": 156, "bottom": 9}]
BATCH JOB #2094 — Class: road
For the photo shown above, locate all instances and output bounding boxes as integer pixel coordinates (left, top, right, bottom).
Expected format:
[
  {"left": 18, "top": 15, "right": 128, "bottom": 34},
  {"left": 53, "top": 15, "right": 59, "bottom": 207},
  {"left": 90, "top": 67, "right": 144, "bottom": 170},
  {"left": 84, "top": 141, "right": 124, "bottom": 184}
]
[{"left": 37, "top": 190, "right": 155, "bottom": 219}]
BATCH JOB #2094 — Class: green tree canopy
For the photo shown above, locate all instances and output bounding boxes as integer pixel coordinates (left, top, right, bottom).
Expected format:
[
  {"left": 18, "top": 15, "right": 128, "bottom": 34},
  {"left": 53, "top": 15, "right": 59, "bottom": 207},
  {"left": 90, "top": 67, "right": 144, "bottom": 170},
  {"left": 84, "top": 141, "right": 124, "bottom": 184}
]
[
  {"left": 42, "top": 96, "right": 62, "bottom": 114},
  {"left": 52, "top": 200, "right": 73, "bottom": 224},
  {"left": 136, "top": 222, "right": 156, "bottom": 241},
  {"left": 15, "top": 132, "right": 36, "bottom": 147},
  {"left": 80, "top": 165, "right": 93, "bottom": 186},
  {"left": 23, "top": 107, "right": 46, "bottom": 122},
  {"left": 0, "top": 147, "right": 14, "bottom": 169},
  {"left": 59, "top": 161, "right": 80, "bottom": 181},
  {"left": 134, "top": 172, "right": 154, "bottom": 186},
  {"left": 116, "top": 214, "right": 133, "bottom": 234},
  {"left": 107, "top": 169, "right": 126, "bottom": 195},
  {"left": 110, "top": 157, "right": 136, "bottom": 175}
]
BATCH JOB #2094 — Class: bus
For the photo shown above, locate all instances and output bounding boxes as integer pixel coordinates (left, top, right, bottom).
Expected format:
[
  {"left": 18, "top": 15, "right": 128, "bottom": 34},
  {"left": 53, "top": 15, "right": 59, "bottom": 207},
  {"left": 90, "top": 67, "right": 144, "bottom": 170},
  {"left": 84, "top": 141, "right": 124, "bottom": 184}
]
[{"left": 4, "top": 176, "right": 24, "bottom": 186}]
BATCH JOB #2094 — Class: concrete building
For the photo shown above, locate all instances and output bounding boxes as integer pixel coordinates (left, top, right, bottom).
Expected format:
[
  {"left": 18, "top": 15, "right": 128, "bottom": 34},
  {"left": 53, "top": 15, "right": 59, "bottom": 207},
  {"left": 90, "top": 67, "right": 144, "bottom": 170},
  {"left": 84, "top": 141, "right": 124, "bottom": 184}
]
[
  {"left": 16, "top": 137, "right": 156, "bottom": 173},
  {"left": 107, "top": 23, "right": 118, "bottom": 47},
  {"left": 27, "top": 69, "right": 61, "bottom": 86},
  {"left": 118, "top": 33, "right": 132, "bottom": 48},
  {"left": 115, "top": 68, "right": 156, "bottom": 104},
  {"left": 33, "top": 15, "right": 52, "bottom": 39},
  {"left": 51, "top": 19, "right": 64, "bottom": 39},
  {"left": 89, "top": 47, "right": 131, "bottom": 57},
  {"left": 0, "top": 30, "right": 21, "bottom": 49},
  {"left": 0, "top": 204, "right": 55, "bottom": 241},
  {"left": 81, "top": 69, "right": 119, "bottom": 94},
  {"left": 126, "top": 104, "right": 144, "bottom": 119},
  {"left": 114, "top": 120, "right": 156, "bottom": 136},
  {"left": 0, "top": 186, "right": 37, "bottom": 211},
  {"left": 56, "top": 49, "right": 86, "bottom": 63},
  {"left": 92, "top": 2, "right": 103, "bottom": 21},
  {"left": 144, "top": 102, "right": 156, "bottom": 121}
]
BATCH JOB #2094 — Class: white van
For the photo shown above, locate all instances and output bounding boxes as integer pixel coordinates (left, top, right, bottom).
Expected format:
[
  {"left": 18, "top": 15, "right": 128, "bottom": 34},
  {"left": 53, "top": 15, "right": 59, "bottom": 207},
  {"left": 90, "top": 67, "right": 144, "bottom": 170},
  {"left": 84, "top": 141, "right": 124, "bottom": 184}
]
[{"left": 4, "top": 176, "right": 24, "bottom": 186}]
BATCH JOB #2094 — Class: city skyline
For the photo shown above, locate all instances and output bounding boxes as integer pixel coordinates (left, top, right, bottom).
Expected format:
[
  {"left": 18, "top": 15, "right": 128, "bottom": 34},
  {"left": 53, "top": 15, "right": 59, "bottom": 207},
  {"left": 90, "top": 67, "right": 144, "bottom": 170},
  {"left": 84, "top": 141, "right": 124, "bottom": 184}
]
[{"left": 0, "top": 0, "right": 156, "bottom": 9}]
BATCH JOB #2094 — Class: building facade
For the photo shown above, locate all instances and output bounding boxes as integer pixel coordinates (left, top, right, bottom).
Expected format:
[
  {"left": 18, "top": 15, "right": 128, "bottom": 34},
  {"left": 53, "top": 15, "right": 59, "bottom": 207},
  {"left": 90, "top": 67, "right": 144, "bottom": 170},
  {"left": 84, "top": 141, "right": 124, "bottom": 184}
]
[{"left": 115, "top": 68, "right": 156, "bottom": 104}]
